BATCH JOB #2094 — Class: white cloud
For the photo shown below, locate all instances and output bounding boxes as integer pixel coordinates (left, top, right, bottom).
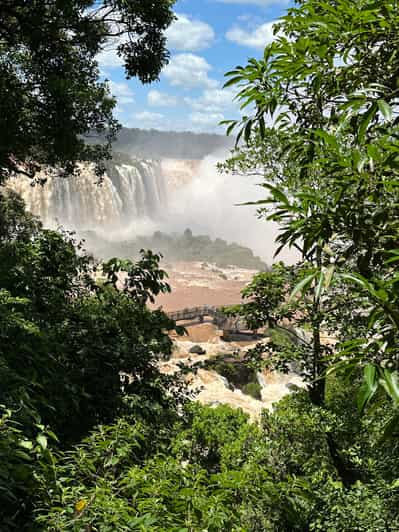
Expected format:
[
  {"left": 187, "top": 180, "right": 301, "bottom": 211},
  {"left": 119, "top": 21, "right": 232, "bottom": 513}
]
[
  {"left": 97, "top": 33, "right": 125, "bottom": 69},
  {"left": 166, "top": 14, "right": 215, "bottom": 51},
  {"left": 217, "top": 0, "right": 289, "bottom": 5},
  {"left": 90, "top": 7, "right": 124, "bottom": 69},
  {"left": 108, "top": 81, "right": 135, "bottom": 105},
  {"left": 189, "top": 111, "right": 225, "bottom": 128},
  {"left": 131, "top": 111, "right": 165, "bottom": 129},
  {"left": 226, "top": 20, "right": 277, "bottom": 49},
  {"left": 120, "top": 105, "right": 227, "bottom": 133},
  {"left": 123, "top": 112, "right": 192, "bottom": 132},
  {"left": 97, "top": 47, "right": 122, "bottom": 69},
  {"left": 186, "top": 87, "right": 237, "bottom": 113},
  {"left": 163, "top": 53, "right": 218, "bottom": 89},
  {"left": 147, "top": 90, "right": 177, "bottom": 107},
  {"left": 133, "top": 111, "right": 164, "bottom": 121}
]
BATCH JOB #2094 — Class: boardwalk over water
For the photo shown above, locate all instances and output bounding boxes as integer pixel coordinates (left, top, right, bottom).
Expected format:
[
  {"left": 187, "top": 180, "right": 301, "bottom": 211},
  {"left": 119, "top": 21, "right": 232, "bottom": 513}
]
[{"left": 167, "top": 305, "right": 248, "bottom": 338}]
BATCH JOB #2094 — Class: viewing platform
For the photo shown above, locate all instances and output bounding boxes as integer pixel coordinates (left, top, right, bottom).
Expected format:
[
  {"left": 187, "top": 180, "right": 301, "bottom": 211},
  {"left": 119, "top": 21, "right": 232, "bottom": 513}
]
[{"left": 167, "top": 305, "right": 250, "bottom": 340}]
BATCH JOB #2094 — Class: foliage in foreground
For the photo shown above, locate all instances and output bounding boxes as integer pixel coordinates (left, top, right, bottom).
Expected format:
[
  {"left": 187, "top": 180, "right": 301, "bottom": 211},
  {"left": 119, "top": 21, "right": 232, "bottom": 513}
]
[
  {"left": 222, "top": 0, "right": 399, "bottom": 414},
  {"left": 36, "top": 392, "right": 399, "bottom": 531},
  {"left": 0, "top": 191, "right": 185, "bottom": 529}
]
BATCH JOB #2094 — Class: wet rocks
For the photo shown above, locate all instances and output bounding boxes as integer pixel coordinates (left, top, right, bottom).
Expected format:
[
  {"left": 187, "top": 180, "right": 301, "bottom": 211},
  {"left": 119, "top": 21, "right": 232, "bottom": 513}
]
[{"left": 189, "top": 344, "right": 206, "bottom": 355}]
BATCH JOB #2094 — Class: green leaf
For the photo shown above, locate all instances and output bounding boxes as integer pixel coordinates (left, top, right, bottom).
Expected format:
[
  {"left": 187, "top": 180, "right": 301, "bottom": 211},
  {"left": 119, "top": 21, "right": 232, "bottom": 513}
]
[
  {"left": 357, "top": 364, "right": 378, "bottom": 412},
  {"left": 315, "top": 271, "right": 325, "bottom": 301},
  {"left": 244, "top": 119, "right": 253, "bottom": 143},
  {"left": 357, "top": 102, "right": 378, "bottom": 143},
  {"left": 19, "top": 440, "right": 34, "bottom": 450},
  {"left": 290, "top": 273, "right": 317, "bottom": 300},
  {"left": 226, "top": 122, "right": 237, "bottom": 136},
  {"left": 377, "top": 99, "right": 393, "bottom": 122},
  {"left": 340, "top": 273, "right": 375, "bottom": 295},
  {"left": 262, "top": 184, "right": 290, "bottom": 206},
  {"left": 380, "top": 370, "right": 399, "bottom": 404},
  {"left": 223, "top": 76, "right": 244, "bottom": 88},
  {"left": 36, "top": 434, "right": 48, "bottom": 450},
  {"left": 324, "top": 264, "right": 335, "bottom": 290}
]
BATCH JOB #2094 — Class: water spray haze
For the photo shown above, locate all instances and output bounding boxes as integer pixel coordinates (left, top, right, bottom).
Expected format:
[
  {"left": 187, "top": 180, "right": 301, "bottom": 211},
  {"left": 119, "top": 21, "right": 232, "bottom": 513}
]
[
  {"left": 164, "top": 152, "right": 295, "bottom": 264},
  {"left": 7, "top": 146, "right": 297, "bottom": 264}
]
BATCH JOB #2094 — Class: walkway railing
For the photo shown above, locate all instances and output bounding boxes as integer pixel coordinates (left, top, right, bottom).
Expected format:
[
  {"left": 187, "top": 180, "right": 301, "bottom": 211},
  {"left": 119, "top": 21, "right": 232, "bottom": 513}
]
[{"left": 167, "top": 305, "right": 247, "bottom": 333}]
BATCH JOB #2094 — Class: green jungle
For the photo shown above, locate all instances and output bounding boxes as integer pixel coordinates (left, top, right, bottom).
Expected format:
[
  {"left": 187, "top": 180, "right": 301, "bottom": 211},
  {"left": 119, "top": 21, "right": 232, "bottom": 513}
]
[
  {"left": 83, "top": 227, "right": 267, "bottom": 270},
  {"left": 1, "top": 0, "right": 399, "bottom": 530}
]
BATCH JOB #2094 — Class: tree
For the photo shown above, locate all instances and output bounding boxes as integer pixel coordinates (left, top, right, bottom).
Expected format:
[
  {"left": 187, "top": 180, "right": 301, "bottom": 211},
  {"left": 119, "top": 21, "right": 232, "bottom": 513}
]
[
  {"left": 223, "top": 0, "right": 399, "bottom": 409},
  {"left": 35, "top": 390, "right": 399, "bottom": 530},
  {"left": 0, "top": 0, "right": 175, "bottom": 182},
  {"left": 0, "top": 191, "right": 180, "bottom": 439},
  {"left": 0, "top": 191, "right": 186, "bottom": 528}
]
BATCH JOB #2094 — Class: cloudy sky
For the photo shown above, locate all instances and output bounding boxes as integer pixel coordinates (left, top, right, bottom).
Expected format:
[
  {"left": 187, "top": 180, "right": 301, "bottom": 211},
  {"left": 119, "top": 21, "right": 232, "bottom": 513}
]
[{"left": 100, "top": 0, "right": 292, "bottom": 133}]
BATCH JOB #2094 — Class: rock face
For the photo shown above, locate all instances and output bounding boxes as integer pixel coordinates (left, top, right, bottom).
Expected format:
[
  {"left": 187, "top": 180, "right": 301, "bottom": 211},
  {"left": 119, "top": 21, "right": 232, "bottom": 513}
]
[{"left": 189, "top": 345, "right": 206, "bottom": 355}]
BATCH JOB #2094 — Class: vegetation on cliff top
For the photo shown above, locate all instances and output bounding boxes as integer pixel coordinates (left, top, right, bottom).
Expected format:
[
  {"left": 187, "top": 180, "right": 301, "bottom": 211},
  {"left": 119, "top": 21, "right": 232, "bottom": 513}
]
[
  {"left": 114, "top": 128, "right": 231, "bottom": 160},
  {"left": 84, "top": 227, "right": 268, "bottom": 270}
]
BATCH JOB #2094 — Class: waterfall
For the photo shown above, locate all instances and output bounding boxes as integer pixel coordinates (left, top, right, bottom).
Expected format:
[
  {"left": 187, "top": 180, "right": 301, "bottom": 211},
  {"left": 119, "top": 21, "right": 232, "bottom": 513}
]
[
  {"left": 256, "top": 371, "right": 268, "bottom": 392},
  {"left": 7, "top": 158, "right": 168, "bottom": 232}
]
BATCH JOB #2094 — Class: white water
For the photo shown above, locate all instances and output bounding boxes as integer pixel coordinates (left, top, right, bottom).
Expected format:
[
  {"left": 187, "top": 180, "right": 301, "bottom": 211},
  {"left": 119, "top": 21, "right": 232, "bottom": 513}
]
[
  {"left": 8, "top": 154, "right": 298, "bottom": 263},
  {"left": 9, "top": 160, "right": 167, "bottom": 233},
  {"left": 165, "top": 153, "right": 297, "bottom": 264}
]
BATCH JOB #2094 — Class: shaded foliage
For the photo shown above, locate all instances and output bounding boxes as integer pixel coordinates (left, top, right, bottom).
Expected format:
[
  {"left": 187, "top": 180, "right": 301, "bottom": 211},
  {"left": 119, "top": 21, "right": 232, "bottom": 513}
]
[
  {"left": 0, "top": 0, "right": 175, "bottom": 182},
  {"left": 0, "top": 191, "right": 185, "bottom": 529},
  {"left": 36, "top": 393, "right": 399, "bottom": 531}
]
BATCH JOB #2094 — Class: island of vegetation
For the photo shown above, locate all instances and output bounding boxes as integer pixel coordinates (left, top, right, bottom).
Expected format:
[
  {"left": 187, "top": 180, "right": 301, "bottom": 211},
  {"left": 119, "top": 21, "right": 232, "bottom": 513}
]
[{"left": 84, "top": 227, "right": 268, "bottom": 270}]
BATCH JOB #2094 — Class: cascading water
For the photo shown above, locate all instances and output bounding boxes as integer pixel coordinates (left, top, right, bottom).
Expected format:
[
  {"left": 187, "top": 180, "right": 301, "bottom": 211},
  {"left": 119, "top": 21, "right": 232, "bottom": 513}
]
[
  {"left": 8, "top": 158, "right": 169, "bottom": 232},
  {"left": 7, "top": 153, "right": 293, "bottom": 264}
]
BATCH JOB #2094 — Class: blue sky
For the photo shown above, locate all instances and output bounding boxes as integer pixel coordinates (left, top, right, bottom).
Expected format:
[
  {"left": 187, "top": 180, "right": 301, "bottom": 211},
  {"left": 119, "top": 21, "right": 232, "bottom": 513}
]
[{"left": 98, "top": 0, "right": 293, "bottom": 133}]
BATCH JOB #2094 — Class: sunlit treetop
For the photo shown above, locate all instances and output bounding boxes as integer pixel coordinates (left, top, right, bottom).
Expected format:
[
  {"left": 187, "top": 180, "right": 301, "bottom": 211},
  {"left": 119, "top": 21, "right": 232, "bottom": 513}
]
[{"left": 0, "top": 0, "right": 175, "bottom": 182}]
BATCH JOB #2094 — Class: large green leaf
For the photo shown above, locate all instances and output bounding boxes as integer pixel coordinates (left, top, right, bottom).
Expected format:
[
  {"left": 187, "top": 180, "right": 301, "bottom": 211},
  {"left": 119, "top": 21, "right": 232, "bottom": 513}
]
[
  {"left": 357, "top": 364, "right": 378, "bottom": 413},
  {"left": 314, "top": 271, "right": 325, "bottom": 301},
  {"left": 290, "top": 272, "right": 317, "bottom": 300},
  {"left": 379, "top": 370, "right": 399, "bottom": 405},
  {"left": 377, "top": 99, "right": 393, "bottom": 122}
]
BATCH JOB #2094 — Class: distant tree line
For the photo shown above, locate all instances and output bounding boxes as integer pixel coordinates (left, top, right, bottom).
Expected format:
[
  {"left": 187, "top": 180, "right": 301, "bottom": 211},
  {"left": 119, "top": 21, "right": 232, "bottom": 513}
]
[
  {"left": 84, "top": 227, "right": 268, "bottom": 270},
  {"left": 114, "top": 128, "right": 232, "bottom": 159}
]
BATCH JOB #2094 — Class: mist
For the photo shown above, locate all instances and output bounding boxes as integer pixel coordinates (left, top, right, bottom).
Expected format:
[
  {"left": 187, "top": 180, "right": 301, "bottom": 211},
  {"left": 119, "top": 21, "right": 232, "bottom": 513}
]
[
  {"left": 163, "top": 152, "right": 297, "bottom": 265},
  {"left": 8, "top": 129, "right": 298, "bottom": 265}
]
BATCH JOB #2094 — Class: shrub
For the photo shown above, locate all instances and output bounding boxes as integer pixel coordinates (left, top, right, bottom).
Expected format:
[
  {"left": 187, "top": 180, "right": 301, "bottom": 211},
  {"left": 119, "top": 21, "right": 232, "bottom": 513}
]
[{"left": 242, "top": 382, "right": 262, "bottom": 400}]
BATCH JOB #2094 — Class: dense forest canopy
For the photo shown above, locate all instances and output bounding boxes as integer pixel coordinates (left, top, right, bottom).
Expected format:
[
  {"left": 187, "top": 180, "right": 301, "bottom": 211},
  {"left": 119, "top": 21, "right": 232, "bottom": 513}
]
[
  {"left": 84, "top": 227, "right": 268, "bottom": 270},
  {"left": 1, "top": 0, "right": 399, "bottom": 530}
]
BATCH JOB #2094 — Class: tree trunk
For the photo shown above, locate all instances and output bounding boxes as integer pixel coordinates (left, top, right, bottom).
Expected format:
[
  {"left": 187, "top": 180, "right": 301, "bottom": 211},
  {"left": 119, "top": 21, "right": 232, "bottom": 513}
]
[{"left": 309, "top": 247, "right": 326, "bottom": 406}]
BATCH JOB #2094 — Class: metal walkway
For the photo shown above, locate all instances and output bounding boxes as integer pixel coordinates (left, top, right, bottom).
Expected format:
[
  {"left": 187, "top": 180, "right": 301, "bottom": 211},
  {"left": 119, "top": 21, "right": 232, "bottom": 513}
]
[{"left": 167, "top": 305, "right": 247, "bottom": 335}]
